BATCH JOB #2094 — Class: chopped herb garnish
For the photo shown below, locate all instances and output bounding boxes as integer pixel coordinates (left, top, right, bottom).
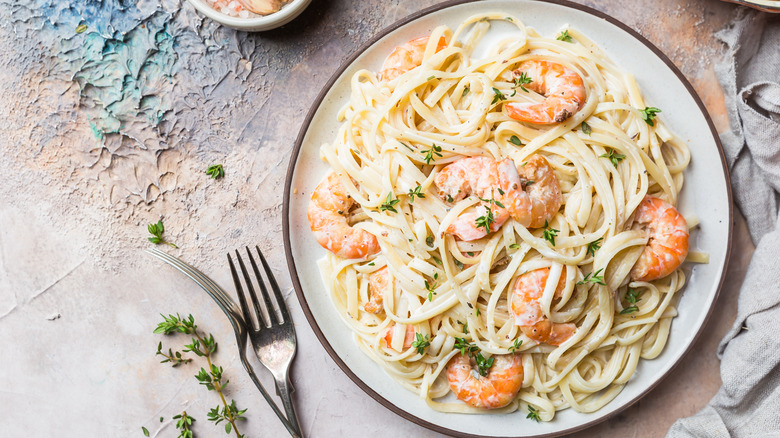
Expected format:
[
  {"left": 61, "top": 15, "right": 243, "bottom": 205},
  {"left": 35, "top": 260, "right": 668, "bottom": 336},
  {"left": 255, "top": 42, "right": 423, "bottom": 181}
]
[
  {"left": 461, "top": 320, "right": 469, "bottom": 334},
  {"left": 467, "top": 252, "right": 474, "bottom": 256},
  {"left": 524, "top": 180, "right": 536, "bottom": 187},
  {"left": 577, "top": 268, "right": 606, "bottom": 285},
  {"left": 453, "top": 258, "right": 465, "bottom": 270},
  {"left": 474, "top": 352, "right": 494, "bottom": 377},
  {"left": 408, "top": 184, "right": 426, "bottom": 203},
  {"left": 509, "top": 135, "right": 523, "bottom": 146},
  {"left": 446, "top": 194, "right": 454, "bottom": 203},
  {"left": 426, "top": 233, "right": 434, "bottom": 247},
  {"left": 475, "top": 206, "right": 495, "bottom": 234},
  {"left": 400, "top": 141, "right": 414, "bottom": 152},
  {"left": 206, "top": 163, "right": 225, "bottom": 179},
  {"left": 422, "top": 144, "right": 443, "bottom": 165},
  {"left": 497, "top": 188, "right": 505, "bottom": 195},
  {"left": 640, "top": 106, "right": 661, "bottom": 126},
  {"left": 462, "top": 86, "right": 470, "bottom": 97},
  {"left": 433, "top": 256, "right": 442, "bottom": 265},
  {"left": 513, "top": 72, "right": 533, "bottom": 92},
  {"left": 478, "top": 196, "right": 505, "bottom": 209},
  {"left": 543, "top": 220, "right": 559, "bottom": 246},
  {"left": 626, "top": 288, "right": 641, "bottom": 304},
  {"left": 509, "top": 243, "right": 522, "bottom": 249},
  {"left": 411, "top": 333, "right": 431, "bottom": 355},
  {"left": 142, "top": 426, "right": 149, "bottom": 437},
  {"left": 427, "top": 75, "right": 436, "bottom": 81},
  {"left": 620, "top": 288, "right": 642, "bottom": 314},
  {"left": 508, "top": 338, "right": 523, "bottom": 353},
  {"left": 581, "top": 121, "right": 592, "bottom": 135},
  {"left": 620, "top": 305, "right": 638, "bottom": 315},
  {"left": 506, "top": 17, "right": 513, "bottom": 21},
  {"left": 379, "top": 192, "right": 400, "bottom": 213},
  {"left": 425, "top": 273, "right": 439, "bottom": 301},
  {"left": 600, "top": 149, "right": 626, "bottom": 168},
  {"left": 557, "top": 29, "right": 573, "bottom": 43},
  {"left": 527, "top": 405, "right": 541, "bottom": 422},
  {"left": 454, "top": 337, "right": 478, "bottom": 357},
  {"left": 587, "top": 237, "right": 603, "bottom": 257},
  {"left": 475, "top": 307, "right": 480, "bottom": 317},
  {"left": 491, "top": 87, "right": 507, "bottom": 105}
]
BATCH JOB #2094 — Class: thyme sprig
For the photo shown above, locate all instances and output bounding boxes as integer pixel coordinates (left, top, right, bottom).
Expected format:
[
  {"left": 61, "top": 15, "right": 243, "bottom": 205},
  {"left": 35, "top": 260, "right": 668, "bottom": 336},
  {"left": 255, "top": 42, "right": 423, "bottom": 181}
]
[
  {"left": 557, "top": 29, "right": 573, "bottom": 43},
  {"left": 600, "top": 149, "right": 626, "bottom": 168},
  {"left": 577, "top": 268, "right": 606, "bottom": 285},
  {"left": 408, "top": 185, "right": 426, "bottom": 203},
  {"left": 620, "top": 288, "right": 642, "bottom": 314},
  {"left": 543, "top": 220, "right": 559, "bottom": 246},
  {"left": 474, "top": 353, "right": 495, "bottom": 377},
  {"left": 453, "top": 338, "right": 495, "bottom": 376},
  {"left": 207, "top": 400, "right": 247, "bottom": 435},
  {"left": 411, "top": 333, "right": 431, "bottom": 355},
  {"left": 527, "top": 405, "right": 542, "bottom": 422},
  {"left": 173, "top": 411, "right": 195, "bottom": 438},
  {"left": 454, "top": 337, "right": 479, "bottom": 357},
  {"left": 154, "top": 314, "right": 247, "bottom": 437},
  {"left": 156, "top": 341, "right": 192, "bottom": 367},
  {"left": 379, "top": 192, "right": 400, "bottom": 213},
  {"left": 422, "top": 144, "right": 443, "bottom": 164},
  {"left": 508, "top": 338, "right": 523, "bottom": 353},
  {"left": 587, "top": 237, "right": 603, "bottom": 257},
  {"left": 147, "top": 219, "right": 178, "bottom": 248},
  {"left": 491, "top": 87, "right": 507, "bottom": 104},
  {"left": 640, "top": 106, "right": 661, "bottom": 126},
  {"left": 513, "top": 72, "right": 533, "bottom": 92},
  {"left": 206, "top": 164, "right": 224, "bottom": 179},
  {"left": 425, "top": 273, "right": 439, "bottom": 301}
]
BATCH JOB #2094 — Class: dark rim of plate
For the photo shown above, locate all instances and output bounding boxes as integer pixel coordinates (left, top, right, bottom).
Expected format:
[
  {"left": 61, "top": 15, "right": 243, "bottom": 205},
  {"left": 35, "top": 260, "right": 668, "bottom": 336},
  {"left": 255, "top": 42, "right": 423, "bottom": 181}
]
[{"left": 282, "top": 1, "right": 734, "bottom": 436}]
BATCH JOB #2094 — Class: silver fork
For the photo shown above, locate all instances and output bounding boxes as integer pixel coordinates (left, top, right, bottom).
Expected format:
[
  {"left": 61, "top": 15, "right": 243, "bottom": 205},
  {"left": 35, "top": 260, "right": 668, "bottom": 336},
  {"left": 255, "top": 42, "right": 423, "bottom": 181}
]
[
  {"left": 145, "top": 248, "right": 299, "bottom": 437},
  {"left": 228, "top": 246, "right": 303, "bottom": 438}
]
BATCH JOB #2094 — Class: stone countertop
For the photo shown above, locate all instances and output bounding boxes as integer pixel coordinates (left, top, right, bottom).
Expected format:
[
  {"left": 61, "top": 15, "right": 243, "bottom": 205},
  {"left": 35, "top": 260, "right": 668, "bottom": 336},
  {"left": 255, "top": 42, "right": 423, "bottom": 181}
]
[{"left": 0, "top": 0, "right": 753, "bottom": 436}]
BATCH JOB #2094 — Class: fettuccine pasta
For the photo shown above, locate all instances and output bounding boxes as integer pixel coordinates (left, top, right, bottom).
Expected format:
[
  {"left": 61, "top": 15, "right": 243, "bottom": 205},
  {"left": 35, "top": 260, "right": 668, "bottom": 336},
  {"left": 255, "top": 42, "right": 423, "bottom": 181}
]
[{"left": 307, "top": 14, "right": 699, "bottom": 420}]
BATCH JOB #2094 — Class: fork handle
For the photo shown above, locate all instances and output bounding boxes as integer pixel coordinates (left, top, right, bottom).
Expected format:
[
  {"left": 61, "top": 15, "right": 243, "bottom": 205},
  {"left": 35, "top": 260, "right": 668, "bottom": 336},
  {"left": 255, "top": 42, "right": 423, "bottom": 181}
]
[
  {"left": 240, "top": 357, "right": 301, "bottom": 438},
  {"left": 275, "top": 376, "right": 304, "bottom": 438}
]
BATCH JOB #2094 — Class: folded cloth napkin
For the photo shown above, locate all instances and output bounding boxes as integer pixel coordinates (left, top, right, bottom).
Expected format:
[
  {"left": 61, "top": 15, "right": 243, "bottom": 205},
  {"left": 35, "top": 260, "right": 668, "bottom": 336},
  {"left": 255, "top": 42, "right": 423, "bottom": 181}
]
[{"left": 667, "top": 9, "right": 780, "bottom": 438}]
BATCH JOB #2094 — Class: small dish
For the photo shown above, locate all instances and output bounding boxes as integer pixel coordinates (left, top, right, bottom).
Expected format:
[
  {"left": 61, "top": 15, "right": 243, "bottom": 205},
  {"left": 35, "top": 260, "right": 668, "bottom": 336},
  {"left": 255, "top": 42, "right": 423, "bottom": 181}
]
[
  {"left": 185, "top": 0, "right": 312, "bottom": 32},
  {"left": 722, "top": 0, "right": 780, "bottom": 12}
]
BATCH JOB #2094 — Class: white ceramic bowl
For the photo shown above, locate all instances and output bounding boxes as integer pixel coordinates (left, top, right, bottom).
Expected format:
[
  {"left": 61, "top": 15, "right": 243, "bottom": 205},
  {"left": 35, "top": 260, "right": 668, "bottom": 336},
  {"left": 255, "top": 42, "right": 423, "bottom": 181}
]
[{"left": 186, "top": 0, "right": 312, "bottom": 32}]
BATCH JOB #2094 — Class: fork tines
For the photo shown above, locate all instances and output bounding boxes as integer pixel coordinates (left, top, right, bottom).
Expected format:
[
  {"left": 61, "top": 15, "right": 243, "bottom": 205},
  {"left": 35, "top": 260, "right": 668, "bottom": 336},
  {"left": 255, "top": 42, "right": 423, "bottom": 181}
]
[{"left": 228, "top": 246, "right": 290, "bottom": 329}]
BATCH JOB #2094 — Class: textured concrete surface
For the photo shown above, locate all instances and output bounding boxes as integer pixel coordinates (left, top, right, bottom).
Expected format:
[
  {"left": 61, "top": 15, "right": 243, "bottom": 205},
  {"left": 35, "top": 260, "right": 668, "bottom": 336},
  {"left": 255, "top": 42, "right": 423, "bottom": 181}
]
[{"left": 0, "top": 0, "right": 752, "bottom": 437}]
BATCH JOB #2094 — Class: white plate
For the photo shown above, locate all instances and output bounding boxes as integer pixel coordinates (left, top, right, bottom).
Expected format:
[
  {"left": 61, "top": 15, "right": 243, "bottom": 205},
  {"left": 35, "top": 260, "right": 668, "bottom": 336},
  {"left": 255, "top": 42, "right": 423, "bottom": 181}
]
[{"left": 283, "top": 1, "right": 732, "bottom": 436}]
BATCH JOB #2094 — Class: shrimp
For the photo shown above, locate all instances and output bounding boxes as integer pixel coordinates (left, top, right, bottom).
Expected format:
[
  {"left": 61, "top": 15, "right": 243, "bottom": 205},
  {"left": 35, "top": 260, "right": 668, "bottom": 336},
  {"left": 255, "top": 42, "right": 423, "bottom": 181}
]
[
  {"left": 378, "top": 36, "right": 447, "bottom": 82},
  {"left": 308, "top": 173, "right": 381, "bottom": 259},
  {"left": 511, "top": 268, "right": 576, "bottom": 346},
  {"left": 630, "top": 196, "right": 689, "bottom": 282},
  {"left": 382, "top": 324, "right": 415, "bottom": 351},
  {"left": 446, "top": 353, "right": 524, "bottom": 409},
  {"left": 365, "top": 266, "right": 390, "bottom": 314},
  {"left": 434, "top": 155, "right": 562, "bottom": 240},
  {"left": 505, "top": 60, "right": 586, "bottom": 124}
]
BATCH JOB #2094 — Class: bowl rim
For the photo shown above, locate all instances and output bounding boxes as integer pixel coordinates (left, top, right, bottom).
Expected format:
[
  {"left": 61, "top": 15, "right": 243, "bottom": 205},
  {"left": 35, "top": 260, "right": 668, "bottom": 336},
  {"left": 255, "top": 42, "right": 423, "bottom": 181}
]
[
  {"left": 282, "top": 1, "right": 734, "bottom": 436},
  {"left": 185, "top": 0, "right": 310, "bottom": 27}
]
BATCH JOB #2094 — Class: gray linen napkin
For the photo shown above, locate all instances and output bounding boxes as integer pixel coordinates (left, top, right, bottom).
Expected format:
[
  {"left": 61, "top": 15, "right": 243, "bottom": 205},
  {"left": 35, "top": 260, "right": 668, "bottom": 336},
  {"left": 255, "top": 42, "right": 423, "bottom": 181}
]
[{"left": 666, "top": 9, "right": 780, "bottom": 438}]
